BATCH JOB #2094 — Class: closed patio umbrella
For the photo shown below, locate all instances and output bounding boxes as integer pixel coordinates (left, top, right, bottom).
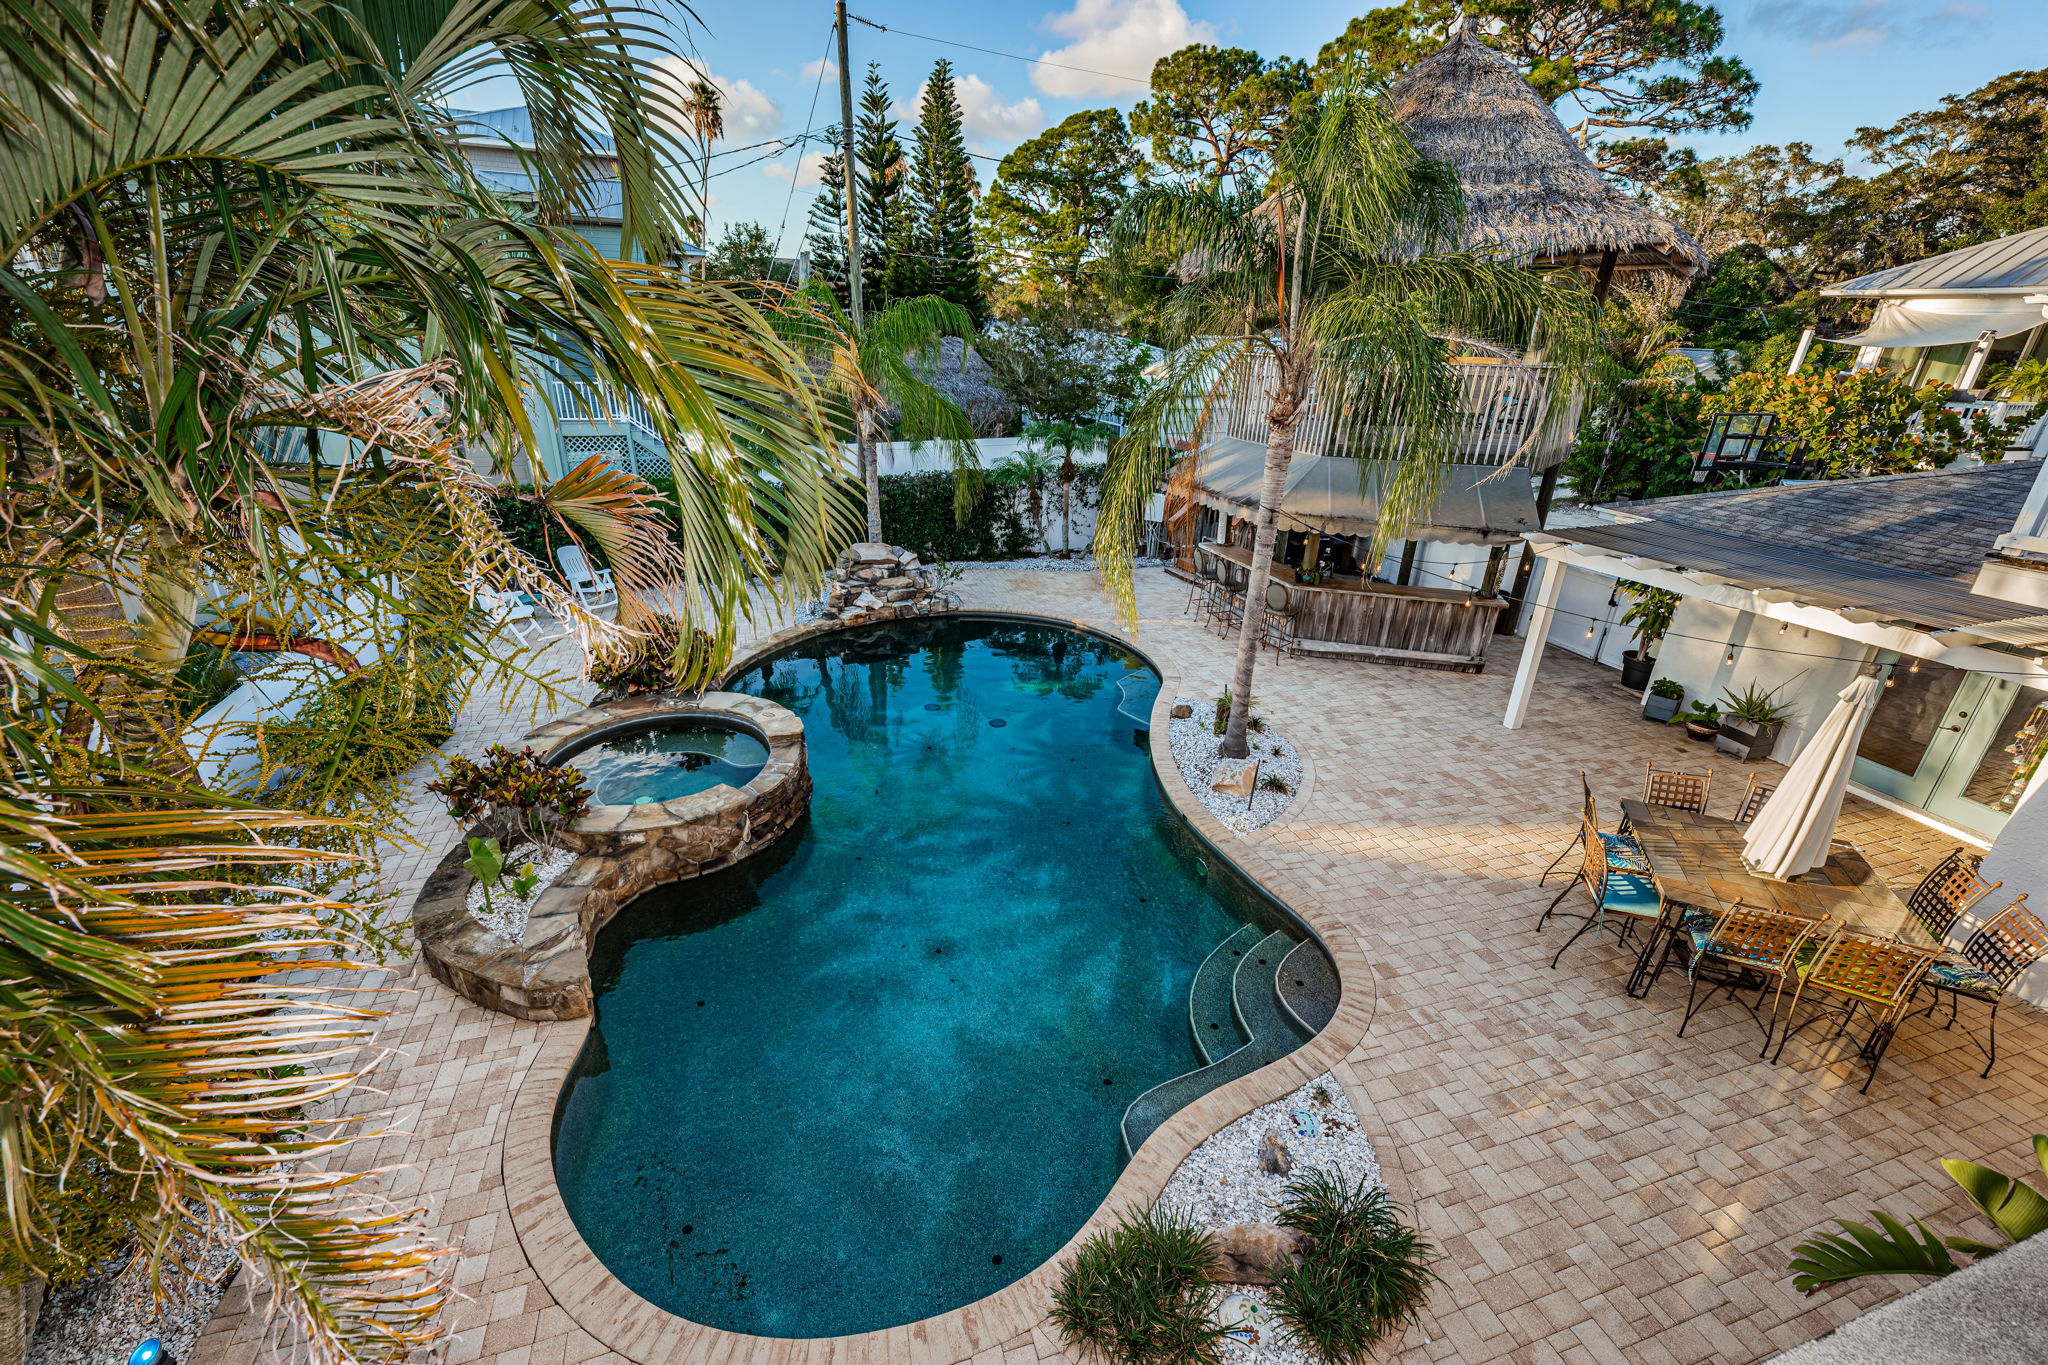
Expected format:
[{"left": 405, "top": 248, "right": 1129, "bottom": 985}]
[{"left": 1744, "top": 675, "right": 1885, "bottom": 879}]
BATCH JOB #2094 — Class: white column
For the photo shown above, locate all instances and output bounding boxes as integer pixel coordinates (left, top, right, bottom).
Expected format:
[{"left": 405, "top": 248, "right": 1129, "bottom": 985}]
[
  {"left": 1958, "top": 329, "right": 1999, "bottom": 391},
  {"left": 1787, "top": 326, "right": 1816, "bottom": 375},
  {"left": 1503, "top": 553, "right": 1565, "bottom": 730}
]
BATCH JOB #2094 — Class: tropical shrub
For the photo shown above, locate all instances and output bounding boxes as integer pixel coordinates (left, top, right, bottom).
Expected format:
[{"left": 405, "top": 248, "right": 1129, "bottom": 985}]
[
  {"left": 1617, "top": 582, "right": 1680, "bottom": 656},
  {"left": 878, "top": 471, "right": 1035, "bottom": 562},
  {"left": 1268, "top": 1170, "right": 1438, "bottom": 1362},
  {"left": 1049, "top": 1207, "right": 1227, "bottom": 1365},
  {"left": 0, "top": 1141, "right": 153, "bottom": 1289},
  {"left": 588, "top": 615, "right": 716, "bottom": 695},
  {"left": 1788, "top": 1135, "right": 2048, "bottom": 1293},
  {"left": 1705, "top": 370, "right": 2045, "bottom": 476},
  {"left": 1649, "top": 678, "right": 1686, "bottom": 701},
  {"left": 1563, "top": 374, "right": 1720, "bottom": 503},
  {"left": 428, "top": 745, "right": 591, "bottom": 841}
]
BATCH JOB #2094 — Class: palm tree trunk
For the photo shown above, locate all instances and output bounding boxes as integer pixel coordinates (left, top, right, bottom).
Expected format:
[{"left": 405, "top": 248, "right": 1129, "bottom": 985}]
[
  {"left": 1059, "top": 452, "right": 1075, "bottom": 559},
  {"left": 858, "top": 407, "right": 882, "bottom": 542},
  {"left": 1220, "top": 416, "right": 1298, "bottom": 760}
]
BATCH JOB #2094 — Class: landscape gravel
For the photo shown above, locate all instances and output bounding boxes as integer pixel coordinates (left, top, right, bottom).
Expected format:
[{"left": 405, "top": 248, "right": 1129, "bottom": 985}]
[
  {"left": 1167, "top": 697, "right": 1303, "bottom": 834},
  {"left": 465, "top": 843, "right": 575, "bottom": 942},
  {"left": 1157, "top": 1073, "right": 1385, "bottom": 1365},
  {"left": 29, "top": 1225, "right": 237, "bottom": 1365}
]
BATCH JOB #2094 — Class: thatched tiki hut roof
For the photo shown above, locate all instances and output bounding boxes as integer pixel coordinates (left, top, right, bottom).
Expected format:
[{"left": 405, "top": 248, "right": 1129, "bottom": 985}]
[{"left": 1389, "top": 27, "right": 1706, "bottom": 281}]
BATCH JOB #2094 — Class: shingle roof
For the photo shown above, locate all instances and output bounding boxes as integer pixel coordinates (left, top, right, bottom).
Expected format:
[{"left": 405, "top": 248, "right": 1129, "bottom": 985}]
[
  {"left": 1822, "top": 226, "right": 2048, "bottom": 297},
  {"left": 1603, "top": 462, "right": 2034, "bottom": 583},
  {"left": 1546, "top": 520, "right": 2028, "bottom": 630}
]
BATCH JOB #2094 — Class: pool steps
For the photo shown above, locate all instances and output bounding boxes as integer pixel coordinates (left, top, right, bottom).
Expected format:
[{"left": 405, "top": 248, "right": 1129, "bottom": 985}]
[
  {"left": 1120, "top": 927, "right": 1312, "bottom": 1159},
  {"left": 1114, "top": 673, "right": 1158, "bottom": 730},
  {"left": 1278, "top": 938, "right": 1340, "bottom": 1035},
  {"left": 1189, "top": 924, "right": 1262, "bottom": 1064}
]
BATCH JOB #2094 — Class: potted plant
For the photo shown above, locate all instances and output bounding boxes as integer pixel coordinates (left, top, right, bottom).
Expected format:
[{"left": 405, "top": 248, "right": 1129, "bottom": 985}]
[
  {"left": 1617, "top": 582, "right": 1678, "bottom": 690},
  {"left": 1717, "top": 683, "right": 1793, "bottom": 761},
  {"left": 1642, "top": 677, "right": 1684, "bottom": 723},
  {"left": 1671, "top": 700, "right": 1721, "bottom": 742}
]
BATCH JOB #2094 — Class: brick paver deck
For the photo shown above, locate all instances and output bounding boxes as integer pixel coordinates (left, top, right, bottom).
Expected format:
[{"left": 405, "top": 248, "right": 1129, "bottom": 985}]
[{"left": 192, "top": 566, "right": 2048, "bottom": 1365}]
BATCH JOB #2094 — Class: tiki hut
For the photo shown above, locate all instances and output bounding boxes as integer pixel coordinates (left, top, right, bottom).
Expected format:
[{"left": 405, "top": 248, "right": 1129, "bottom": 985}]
[{"left": 1390, "top": 26, "right": 1706, "bottom": 286}]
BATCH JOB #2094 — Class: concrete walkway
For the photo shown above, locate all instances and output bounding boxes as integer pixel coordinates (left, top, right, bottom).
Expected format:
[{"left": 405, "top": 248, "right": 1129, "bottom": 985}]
[{"left": 192, "top": 565, "right": 2048, "bottom": 1365}]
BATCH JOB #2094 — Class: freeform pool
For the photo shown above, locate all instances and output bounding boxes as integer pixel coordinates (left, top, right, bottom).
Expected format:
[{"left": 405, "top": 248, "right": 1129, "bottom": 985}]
[
  {"left": 551, "top": 617, "right": 1311, "bottom": 1337},
  {"left": 559, "top": 719, "right": 769, "bottom": 805}
]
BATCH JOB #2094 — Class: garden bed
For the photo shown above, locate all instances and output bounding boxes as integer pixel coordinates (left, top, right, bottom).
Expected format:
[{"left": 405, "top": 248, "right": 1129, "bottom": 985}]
[{"left": 1167, "top": 698, "right": 1304, "bottom": 834}]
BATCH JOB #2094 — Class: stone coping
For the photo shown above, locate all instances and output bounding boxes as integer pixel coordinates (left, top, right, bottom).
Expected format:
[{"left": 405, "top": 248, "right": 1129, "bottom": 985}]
[
  {"left": 414, "top": 693, "right": 808, "bottom": 1021},
  {"left": 500, "top": 608, "right": 1379, "bottom": 1361}
]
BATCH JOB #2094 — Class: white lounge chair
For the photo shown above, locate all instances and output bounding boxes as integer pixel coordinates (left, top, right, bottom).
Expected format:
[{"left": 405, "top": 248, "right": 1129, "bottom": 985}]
[
  {"left": 476, "top": 588, "right": 544, "bottom": 643},
  {"left": 554, "top": 544, "right": 616, "bottom": 609}
]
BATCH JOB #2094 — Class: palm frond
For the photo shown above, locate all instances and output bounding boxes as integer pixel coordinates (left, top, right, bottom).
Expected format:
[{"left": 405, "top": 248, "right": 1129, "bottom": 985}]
[{"left": 1787, "top": 1212, "right": 1960, "bottom": 1294}]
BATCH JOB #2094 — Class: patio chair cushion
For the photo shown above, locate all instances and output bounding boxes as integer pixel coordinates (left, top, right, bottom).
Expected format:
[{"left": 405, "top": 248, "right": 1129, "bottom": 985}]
[
  {"left": 1599, "top": 832, "right": 1649, "bottom": 872},
  {"left": 1925, "top": 956, "right": 2002, "bottom": 997},
  {"left": 1598, "top": 873, "right": 1661, "bottom": 919}
]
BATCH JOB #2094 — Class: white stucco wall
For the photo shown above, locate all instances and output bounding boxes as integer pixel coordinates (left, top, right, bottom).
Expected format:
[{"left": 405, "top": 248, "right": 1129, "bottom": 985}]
[
  {"left": 1977, "top": 772, "right": 2048, "bottom": 1008},
  {"left": 1544, "top": 564, "right": 1631, "bottom": 666},
  {"left": 1647, "top": 598, "right": 1872, "bottom": 762}
]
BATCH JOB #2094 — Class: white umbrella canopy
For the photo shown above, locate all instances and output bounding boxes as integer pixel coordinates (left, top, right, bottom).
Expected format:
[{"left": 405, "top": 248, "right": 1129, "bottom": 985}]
[{"left": 1744, "top": 675, "right": 1885, "bottom": 879}]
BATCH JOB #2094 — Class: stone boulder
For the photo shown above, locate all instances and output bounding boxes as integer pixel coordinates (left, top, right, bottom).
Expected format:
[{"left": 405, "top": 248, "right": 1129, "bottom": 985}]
[{"left": 1204, "top": 1223, "right": 1309, "bottom": 1284}]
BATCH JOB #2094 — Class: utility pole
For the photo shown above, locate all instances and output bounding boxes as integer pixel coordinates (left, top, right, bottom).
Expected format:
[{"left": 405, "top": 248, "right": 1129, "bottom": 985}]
[{"left": 835, "top": 0, "right": 864, "bottom": 326}]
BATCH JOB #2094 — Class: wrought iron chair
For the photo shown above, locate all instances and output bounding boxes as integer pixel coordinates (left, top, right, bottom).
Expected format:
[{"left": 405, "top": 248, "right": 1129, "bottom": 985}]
[
  {"left": 1904, "top": 848, "right": 2001, "bottom": 943},
  {"left": 1732, "top": 774, "right": 1776, "bottom": 824},
  {"left": 1669, "top": 902, "right": 1827, "bottom": 1056},
  {"left": 1914, "top": 896, "right": 2047, "bottom": 1078},
  {"left": 1260, "top": 581, "right": 1299, "bottom": 660},
  {"left": 1641, "top": 761, "right": 1714, "bottom": 815},
  {"left": 1772, "top": 930, "right": 1941, "bottom": 1093},
  {"left": 1183, "top": 554, "right": 1219, "bottom": 616},
  {"left": 1539, "top": 773, "right": 1647, "bottom": 885},
  {"left": 1537, "top": 810, "right": 1663, "bottom": 970}
]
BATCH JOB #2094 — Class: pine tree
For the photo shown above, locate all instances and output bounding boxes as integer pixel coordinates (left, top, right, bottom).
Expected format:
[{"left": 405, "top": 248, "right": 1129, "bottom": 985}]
[
  {"left": 802, "top": 131, "right": 850, "bottom": 307},
  {"left": 907, "top": 60, "right": 985, "bottom": 321},
  {"left": 854, "top": 63, "right": 911, "bottom": 308}
]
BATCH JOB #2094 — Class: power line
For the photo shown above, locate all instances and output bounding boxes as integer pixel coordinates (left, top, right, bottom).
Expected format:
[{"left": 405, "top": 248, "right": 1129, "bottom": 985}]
[
  {"left": 776, "top": 26, "right": 839, "bottom": 261},
  {"left": 846, "top": 12, "right": 1151, "bottom": 90}
]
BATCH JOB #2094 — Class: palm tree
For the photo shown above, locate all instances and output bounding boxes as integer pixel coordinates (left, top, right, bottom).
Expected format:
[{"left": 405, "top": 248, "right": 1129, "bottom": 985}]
[
  {"left": 791, "top": 291, "right": 982, "bottom": 542},
  {"left": 0, "top": 0, "right": 857, "bottom": 1354},
  {"left": 681, "top": 77, "right": 725, "bottom": 250},
  {"left": 992, "top": 444, "right": 1061, "bottom": 551},
  {"left": 1097, "top": 67, "right": 1598, "bottom": 760}
]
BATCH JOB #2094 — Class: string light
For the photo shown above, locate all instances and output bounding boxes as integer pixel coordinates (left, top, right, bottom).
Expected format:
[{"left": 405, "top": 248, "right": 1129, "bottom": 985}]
[
  {"left": 1585, "top": 623, "right": 1596, "bottom": 639},
  {"left": 1778, "top": 621, "right": 1790, "bottom": 634},
  {"left": 1724, "top": 648, "right": 1736, "bottom": 666},
  {"left": 1909, "top": 659, "right": 1921, "bottom": 673}
]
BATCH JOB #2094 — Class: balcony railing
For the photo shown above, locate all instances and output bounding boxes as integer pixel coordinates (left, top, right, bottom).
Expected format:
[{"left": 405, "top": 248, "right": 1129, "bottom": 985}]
[
  {"left": 545, "top": 381, "right": 658, "bottom": 440},
  {"left": 1215, "top": 353, "right": 1582, "bottom": 468}
]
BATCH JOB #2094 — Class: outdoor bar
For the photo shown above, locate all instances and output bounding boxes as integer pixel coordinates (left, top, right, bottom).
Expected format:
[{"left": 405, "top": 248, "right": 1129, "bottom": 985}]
[{"left": 1177, "top": 438, "right": 1534, "bottom": 671}]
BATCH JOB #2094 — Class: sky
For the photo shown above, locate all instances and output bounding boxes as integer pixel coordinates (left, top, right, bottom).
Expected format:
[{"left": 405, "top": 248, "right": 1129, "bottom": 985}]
[{"left": 460, "top": 0, "right": 2048, "bottom": 254}]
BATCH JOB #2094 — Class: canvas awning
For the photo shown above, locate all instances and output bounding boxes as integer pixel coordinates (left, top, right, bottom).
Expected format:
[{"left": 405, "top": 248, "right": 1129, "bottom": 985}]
[
  {"left": 1832, "top": 296, "right": 2048, "bottom": 349},
  {"left": 1191, "top": 437, "right": 1538, "bottom": 545}
]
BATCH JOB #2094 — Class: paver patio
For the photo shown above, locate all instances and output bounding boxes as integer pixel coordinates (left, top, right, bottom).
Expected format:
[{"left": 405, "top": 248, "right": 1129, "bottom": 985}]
[{"left": 192, "top": 565, "right": 2048, "bottom": 1365}]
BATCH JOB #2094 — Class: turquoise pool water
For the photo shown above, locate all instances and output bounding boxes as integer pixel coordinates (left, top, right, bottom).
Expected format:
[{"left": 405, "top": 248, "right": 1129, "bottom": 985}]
[
  {"left": 551, "top": 617, "right": 1283, "bottom": 1337},
  {"left": 563, "top": 721, "right": 769, "bottom": 804}
]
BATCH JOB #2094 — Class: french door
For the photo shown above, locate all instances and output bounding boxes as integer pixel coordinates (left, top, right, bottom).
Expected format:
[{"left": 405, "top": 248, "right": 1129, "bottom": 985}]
[{"left": 1852, "top": 654, "right": 2045, "bottom": 839}]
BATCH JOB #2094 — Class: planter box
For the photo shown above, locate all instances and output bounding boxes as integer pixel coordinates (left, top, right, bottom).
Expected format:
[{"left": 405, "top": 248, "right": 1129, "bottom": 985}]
[
  {"left": 1716, "top": 717, "right": 1784, "bottom": 761},
  {"left": 1642, "top": 693, "right": 1682, "bottom": 723},
  {"left": 1620, "top": 651, "right": 1655, "bottom": 690}
]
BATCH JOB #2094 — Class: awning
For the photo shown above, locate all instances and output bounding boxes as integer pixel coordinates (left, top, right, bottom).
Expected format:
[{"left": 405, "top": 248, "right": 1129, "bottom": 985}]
[
  {"left": 1833, "top": 296, "right": 2047, "bottom": 349},
  {"left": 1191, "top": 437, "right": 1537, "bottom": 545}
]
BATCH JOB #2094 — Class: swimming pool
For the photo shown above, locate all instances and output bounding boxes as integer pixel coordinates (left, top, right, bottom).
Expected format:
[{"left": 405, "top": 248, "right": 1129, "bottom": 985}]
[{"left": 551, "top": 616, "right": 1314, "bottom": 1337}]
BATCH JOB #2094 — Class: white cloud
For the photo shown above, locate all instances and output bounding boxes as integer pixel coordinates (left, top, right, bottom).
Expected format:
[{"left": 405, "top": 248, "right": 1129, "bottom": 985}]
[
  {"left": 651, "top": 58, "right": 783, "bottom": 144},
  {"left": 1031, "top": 0, "right": 1215, "bottom": 99},
  {"left": 895, "top": 74, "right": 1048, "bottom": 146},
  {"left": 763, "top": 151, "right": 831, "bottom": 188},
  {"left": 1745, "top": 0, "right": 1985, "bottom": 53}
]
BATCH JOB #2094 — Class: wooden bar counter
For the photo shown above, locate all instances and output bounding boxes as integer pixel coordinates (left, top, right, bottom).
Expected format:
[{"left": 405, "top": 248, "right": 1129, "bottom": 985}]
[{"left": 1197, "top": 541, "right": 1507, "bottom": 672}]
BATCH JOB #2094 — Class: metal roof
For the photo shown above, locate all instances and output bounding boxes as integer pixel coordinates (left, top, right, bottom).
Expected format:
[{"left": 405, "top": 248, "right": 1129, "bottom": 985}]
[
  {"left": 1194, "top": 439, "right": 1537, "bottom": 545},
  {"left": 1823, "top": 226, "right": 2048, "bottom": 298},
  {"left": 1546, "top": 521, "right": 2037, "bottom": 632}
]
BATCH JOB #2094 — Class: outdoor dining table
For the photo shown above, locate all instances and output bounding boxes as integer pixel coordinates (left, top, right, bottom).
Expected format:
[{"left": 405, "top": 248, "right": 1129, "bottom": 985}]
[{"left": 1618, "top": 799, "right": 1937, "bottom": 997}]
